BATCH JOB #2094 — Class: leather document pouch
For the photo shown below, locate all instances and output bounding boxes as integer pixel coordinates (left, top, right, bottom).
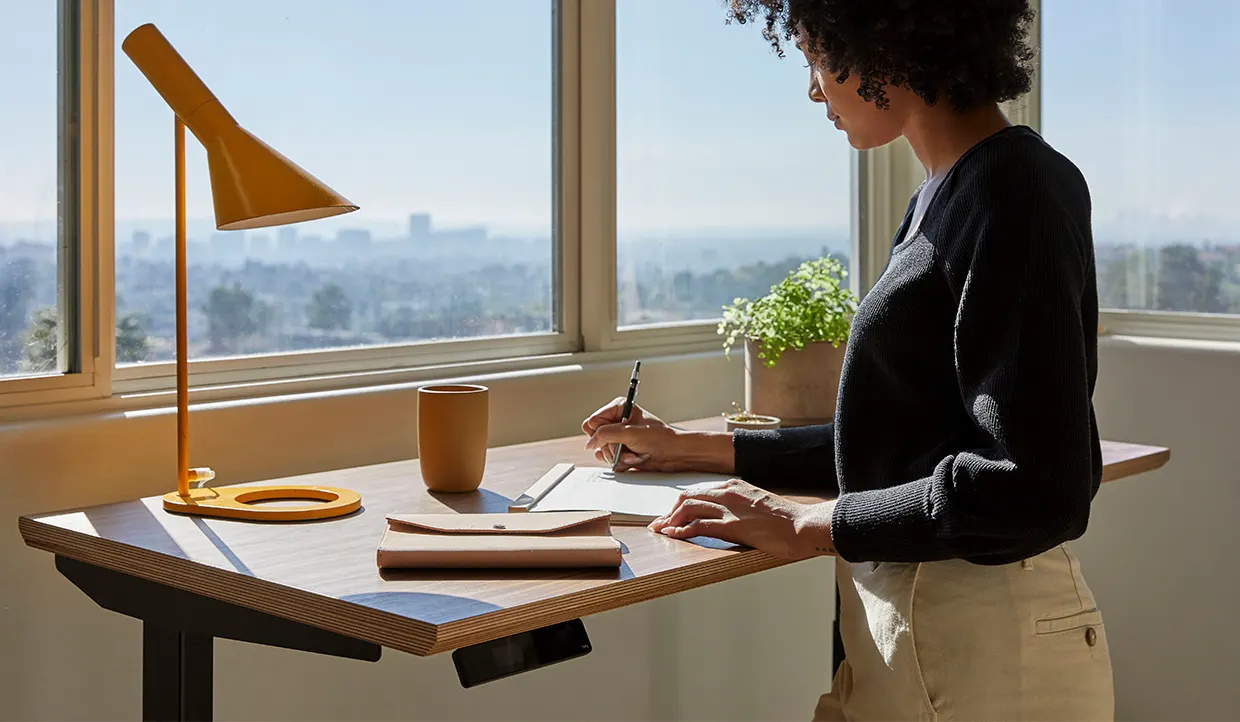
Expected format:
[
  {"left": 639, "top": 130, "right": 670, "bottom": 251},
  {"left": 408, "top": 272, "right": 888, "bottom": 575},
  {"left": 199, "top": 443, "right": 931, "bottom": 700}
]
[{"left": 377, "top": 510, "right": 622, "bottom": 569}]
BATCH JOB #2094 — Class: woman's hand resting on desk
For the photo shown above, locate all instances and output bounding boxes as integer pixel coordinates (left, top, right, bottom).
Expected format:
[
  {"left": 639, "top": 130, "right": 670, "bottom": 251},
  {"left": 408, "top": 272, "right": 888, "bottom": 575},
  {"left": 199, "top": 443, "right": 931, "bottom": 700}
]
[
  {"left": 582, "top": 400, "right": 836, "bottom": 559},
  {"left": 648, "top": 479, "right": 837, "bottom": 560},
  {"left": 582, "top": 399, "right": 734, "bottom": 473}
]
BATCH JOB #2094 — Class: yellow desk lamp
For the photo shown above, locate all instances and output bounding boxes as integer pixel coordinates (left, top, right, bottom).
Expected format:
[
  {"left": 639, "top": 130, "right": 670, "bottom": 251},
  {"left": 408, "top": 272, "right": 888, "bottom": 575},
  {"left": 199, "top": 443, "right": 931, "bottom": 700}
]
[{"left": 122, "top": 23, "right": 362, "bottom": 522}]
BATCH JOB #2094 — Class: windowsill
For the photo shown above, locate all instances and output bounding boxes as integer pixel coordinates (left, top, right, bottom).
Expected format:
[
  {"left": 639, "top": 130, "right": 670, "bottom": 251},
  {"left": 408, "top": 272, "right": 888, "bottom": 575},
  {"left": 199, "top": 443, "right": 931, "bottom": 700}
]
[
  {"left": 1099, "top": 333, "right": 1240, "bottom": 356},
  {"left": 0, "top": 339, "right": 727, "bottom": 428},
  {"left": 7, "top": 330, "right": 1237, "bottom": 428}
]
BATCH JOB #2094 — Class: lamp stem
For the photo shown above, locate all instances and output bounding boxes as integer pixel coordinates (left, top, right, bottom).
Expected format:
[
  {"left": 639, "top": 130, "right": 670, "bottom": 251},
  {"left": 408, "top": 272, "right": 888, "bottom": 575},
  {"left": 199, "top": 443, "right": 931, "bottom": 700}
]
[{"left": 175, "top": 116, "right": 189, "bottom": 497}]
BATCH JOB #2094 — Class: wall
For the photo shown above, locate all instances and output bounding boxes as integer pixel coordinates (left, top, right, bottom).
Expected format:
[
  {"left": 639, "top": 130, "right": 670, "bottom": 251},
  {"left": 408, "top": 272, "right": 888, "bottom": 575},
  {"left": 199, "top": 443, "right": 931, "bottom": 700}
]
[
  {"left": 3, "top": 339, "right": 1236, "bottom": 721},
  {"left": 1080, "top": 338, "right": 1240, "bottom": 721},
  {"left": 1, "top": 351, "right": 835, "bottom": 722}
]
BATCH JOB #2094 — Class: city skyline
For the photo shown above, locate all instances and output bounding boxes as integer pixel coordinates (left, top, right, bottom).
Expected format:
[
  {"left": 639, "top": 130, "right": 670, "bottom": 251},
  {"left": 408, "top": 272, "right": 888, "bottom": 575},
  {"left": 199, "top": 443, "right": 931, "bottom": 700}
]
[{"left": 5, "top": 1, "right": 1240, "bottom": 238}]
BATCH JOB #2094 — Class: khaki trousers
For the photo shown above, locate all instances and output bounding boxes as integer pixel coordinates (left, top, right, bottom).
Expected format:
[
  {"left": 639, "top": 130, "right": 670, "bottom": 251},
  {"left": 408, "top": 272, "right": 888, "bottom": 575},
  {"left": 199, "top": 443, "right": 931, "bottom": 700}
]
[{"left": 813, "top": 543, "right": 1114, "bottom": 721}]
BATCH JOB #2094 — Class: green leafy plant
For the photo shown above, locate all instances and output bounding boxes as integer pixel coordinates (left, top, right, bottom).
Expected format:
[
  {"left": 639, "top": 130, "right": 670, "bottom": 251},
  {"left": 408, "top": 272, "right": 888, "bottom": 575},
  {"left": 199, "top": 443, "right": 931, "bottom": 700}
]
[{"left": 718, "top": 257, "right": 857, "bottom": 367}]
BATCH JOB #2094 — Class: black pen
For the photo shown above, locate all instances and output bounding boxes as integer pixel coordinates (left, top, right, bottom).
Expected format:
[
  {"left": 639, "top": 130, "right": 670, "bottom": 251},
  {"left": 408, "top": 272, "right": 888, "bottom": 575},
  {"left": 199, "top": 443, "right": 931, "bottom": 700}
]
[{"left": 611, "top": 360, "right": 641, "bottom": 471}]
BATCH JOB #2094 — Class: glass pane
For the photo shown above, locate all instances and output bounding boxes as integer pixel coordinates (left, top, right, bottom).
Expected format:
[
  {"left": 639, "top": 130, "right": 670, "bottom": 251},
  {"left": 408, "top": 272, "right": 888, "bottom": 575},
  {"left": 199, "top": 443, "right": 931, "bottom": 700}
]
[
  {"left": 1044, "top": 0, "right": 1240, "bottom": 315},
  {"left": 114, "top": 1, "right": 553, "bottom": 365},
  {"left": 0, "top": 2, "right": 63, "bottom": 377},
  {"left": 616, "top": 0, "right": 852, "bottom": 328}
]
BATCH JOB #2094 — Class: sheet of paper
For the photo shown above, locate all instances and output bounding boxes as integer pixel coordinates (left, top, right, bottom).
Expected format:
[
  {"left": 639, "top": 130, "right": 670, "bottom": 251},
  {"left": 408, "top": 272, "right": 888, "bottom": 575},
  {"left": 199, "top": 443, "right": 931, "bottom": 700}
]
[{"left": 530, "top": 466, "right": 734, "bottom": 521}]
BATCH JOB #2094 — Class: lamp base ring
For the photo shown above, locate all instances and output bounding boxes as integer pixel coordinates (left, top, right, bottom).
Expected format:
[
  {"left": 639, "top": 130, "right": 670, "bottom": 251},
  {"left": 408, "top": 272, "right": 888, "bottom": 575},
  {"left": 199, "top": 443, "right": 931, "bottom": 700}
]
[{"left": 162, "top": 484, "right": 361, "bottom": 522}]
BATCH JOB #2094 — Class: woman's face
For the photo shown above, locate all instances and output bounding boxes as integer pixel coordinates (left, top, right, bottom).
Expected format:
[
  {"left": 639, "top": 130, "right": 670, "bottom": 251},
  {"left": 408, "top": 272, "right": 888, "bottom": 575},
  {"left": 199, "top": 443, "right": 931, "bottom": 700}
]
[{"left": 799, "top": 41, "right": 906, "bottom": 150}]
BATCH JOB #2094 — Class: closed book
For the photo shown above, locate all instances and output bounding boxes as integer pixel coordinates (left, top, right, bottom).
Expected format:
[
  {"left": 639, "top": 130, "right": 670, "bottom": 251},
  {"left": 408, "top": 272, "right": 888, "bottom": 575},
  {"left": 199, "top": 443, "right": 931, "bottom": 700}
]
[{"left": 377, "top": 510, "right": 622, "bottom": 569}]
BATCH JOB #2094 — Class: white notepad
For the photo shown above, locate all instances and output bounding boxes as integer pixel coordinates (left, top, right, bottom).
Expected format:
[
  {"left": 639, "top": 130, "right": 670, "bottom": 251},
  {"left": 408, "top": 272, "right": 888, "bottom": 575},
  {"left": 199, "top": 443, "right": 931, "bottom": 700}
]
[{"left": 512, "top": 464, "right": 734, "bottom": 524}]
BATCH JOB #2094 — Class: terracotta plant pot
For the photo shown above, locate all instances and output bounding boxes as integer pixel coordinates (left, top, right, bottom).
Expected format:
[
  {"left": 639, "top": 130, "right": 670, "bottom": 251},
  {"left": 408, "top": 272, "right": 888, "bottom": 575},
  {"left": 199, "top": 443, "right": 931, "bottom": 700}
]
[
  {"left": 725, "top": 414, "right": 781, "bottom": 432},
  {"left": 744, "top": 337, "right": 845, "bottom": 427}
]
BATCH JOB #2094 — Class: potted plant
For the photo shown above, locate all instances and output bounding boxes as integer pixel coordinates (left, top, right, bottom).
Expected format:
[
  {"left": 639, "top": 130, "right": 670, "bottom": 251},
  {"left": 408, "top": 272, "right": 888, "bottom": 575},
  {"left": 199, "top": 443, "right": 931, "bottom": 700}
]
[
  {"left": 718, "top": 257, "right": 857, "bottom": 427},
  {"left": 722, "top": 402, "right": 781, "bottom": 432}
]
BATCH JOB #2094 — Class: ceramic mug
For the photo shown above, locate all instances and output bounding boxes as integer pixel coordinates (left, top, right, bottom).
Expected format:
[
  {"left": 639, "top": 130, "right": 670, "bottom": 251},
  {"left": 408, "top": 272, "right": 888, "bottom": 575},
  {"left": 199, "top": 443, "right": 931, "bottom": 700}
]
[{"left": 417, "top": 384, "right": 489, "bottom": 492}]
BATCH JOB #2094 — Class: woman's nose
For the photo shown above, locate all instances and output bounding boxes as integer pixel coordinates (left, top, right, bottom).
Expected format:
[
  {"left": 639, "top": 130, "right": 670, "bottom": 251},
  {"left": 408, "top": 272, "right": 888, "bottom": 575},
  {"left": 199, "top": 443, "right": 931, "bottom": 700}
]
[{"left": 808, "top": 76, "right": 826, "bottom": 104}]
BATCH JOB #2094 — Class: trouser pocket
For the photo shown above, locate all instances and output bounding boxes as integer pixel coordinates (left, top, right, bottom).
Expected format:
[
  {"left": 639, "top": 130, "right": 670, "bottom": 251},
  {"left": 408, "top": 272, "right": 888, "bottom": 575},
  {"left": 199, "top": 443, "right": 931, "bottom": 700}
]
[{"left": 1034, "top": 607, "right": 1104, "bottom": 636}]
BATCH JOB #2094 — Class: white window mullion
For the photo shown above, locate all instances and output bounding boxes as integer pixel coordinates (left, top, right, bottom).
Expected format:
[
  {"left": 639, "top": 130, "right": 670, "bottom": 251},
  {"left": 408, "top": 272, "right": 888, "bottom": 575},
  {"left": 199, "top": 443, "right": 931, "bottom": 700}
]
[
  {"left": 555, "top": 0, "right": 583, "bottom": 354},
  {"left": 577, "top": 0, "right": 617, "bottom": 352},
  {"left": 88, "top": 0, "right": 115, "bottom": 390}
]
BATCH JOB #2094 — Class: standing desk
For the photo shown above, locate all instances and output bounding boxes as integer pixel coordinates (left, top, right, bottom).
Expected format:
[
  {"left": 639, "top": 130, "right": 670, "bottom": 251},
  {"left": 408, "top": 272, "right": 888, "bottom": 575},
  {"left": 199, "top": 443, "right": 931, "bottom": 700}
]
[{"left": 18, "top": 418, "right": 1169, "bottom": 721}]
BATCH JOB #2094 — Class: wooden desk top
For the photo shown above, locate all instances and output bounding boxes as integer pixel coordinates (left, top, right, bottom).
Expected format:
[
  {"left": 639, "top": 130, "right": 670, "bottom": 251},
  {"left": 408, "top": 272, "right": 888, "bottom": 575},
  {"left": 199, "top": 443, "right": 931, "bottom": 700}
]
[{"left": 18, "top": 419, "right": 1169, "bottom": 657}]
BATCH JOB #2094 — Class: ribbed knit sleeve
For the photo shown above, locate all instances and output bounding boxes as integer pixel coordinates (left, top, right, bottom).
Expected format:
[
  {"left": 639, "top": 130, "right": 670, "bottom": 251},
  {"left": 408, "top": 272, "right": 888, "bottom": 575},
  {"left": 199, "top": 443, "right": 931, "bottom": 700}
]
[
  {"left": 733, "top": 423, "right": 839, "bottom": 493},
  {"left": 829, "top": 151, "right": 1103, "bottom": 565}
]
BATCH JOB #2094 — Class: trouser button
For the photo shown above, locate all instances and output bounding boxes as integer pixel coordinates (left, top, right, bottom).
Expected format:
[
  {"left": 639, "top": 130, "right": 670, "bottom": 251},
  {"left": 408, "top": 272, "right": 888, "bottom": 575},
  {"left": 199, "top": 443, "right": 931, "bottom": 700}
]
[{"left": 1085, "top": 627, "right": 1098, "bottom": 646}]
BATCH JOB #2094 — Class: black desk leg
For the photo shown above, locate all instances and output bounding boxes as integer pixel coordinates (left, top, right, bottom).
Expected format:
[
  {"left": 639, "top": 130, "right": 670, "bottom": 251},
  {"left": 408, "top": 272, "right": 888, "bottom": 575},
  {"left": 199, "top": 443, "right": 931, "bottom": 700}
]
[
  {"left": 832, "top": 582, "right": 844, "bottom": 675},
  {"left": 143, "top": 622, "right": 212, "bottom": 722}
]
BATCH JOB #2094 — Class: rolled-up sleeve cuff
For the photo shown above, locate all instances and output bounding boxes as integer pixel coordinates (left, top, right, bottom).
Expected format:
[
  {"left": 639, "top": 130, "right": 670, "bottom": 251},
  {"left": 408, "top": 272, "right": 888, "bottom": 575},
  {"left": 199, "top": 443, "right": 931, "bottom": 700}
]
[{"left": 830, "top": 479, "right": 948, "bottom": 562}]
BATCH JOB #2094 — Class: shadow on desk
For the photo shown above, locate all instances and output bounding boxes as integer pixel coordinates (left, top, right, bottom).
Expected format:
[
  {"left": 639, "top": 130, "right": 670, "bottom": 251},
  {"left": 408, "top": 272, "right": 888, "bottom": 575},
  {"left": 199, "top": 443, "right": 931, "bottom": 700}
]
[{"left": 427, "top": 488, "right": 513, "bottom": 514}]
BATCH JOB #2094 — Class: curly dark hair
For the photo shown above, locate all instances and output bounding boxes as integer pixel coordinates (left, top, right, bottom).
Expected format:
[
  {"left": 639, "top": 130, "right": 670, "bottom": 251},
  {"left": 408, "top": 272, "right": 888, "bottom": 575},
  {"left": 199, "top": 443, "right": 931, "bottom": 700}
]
[{"left": 727, "top": 0, "right": 1036, "bottom": 112}]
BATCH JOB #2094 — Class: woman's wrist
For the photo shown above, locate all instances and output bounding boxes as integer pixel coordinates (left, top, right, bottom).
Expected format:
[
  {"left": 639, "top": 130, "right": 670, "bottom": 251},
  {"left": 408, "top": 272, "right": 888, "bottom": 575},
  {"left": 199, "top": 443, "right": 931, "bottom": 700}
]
[
  {"left": 674, "top": 430, "right": 736, "bottom": 475},
  {"left": 792, "top": 501, "right": 838, "bottom": 557}
]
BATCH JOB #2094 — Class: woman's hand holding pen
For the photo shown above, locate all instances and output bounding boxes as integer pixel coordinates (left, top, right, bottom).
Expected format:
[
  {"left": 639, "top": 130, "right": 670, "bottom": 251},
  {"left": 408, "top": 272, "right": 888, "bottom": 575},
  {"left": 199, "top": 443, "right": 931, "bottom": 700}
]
[
  {"left": 582, "top": 399, "right": 735, "bottom": 474},
  {"left": 583, "top": 399, "right": 837, "bottom": 560}
]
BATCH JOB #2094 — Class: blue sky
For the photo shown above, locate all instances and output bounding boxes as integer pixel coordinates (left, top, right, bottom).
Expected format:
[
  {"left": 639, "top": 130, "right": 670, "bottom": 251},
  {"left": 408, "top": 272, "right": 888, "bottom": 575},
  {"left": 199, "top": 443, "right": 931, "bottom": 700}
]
[
  {"left": 1041, "top": 0, "right": 1240, "bottom": 242},
  {"left": 2, "top": 0, "right": 1239, "bottom": 241}
]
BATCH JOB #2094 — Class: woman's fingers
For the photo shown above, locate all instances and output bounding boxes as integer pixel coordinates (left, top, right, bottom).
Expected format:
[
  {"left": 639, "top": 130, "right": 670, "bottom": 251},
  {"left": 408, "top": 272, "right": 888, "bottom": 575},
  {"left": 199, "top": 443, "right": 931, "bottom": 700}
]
[
  {"left": 664, "top": 499, "right": 726, "bottom": 528},
  {"left": 676, "top": 481, "right": 738, "bottom": 506},
  {"left": 616, "top": 452, "right": 650, "bottom": 471},
  {"left": 660, "top": 517, "right": 730, "bottom": 540},
  {"left": 585, "top": 422, "right": 635, "bottom": 451},
  {"left": 649, "top": 498, "right": 725, "bottom": 532},
  {"left": 581, "top": 398, "right": 622, "bottom": 435},
  {"left": 581, "top": 398, "right": 643, "bottom": 436}
]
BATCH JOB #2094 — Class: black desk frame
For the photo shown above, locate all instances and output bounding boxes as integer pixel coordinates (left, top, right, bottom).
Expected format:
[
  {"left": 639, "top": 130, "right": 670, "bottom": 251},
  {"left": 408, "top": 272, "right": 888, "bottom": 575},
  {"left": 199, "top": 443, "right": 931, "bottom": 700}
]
[
  {"left": 55, "top": 556, "right": 380, "bottom": 722},
  {"left": 56, "top": 555, "right": 846, "bottom": 721}
]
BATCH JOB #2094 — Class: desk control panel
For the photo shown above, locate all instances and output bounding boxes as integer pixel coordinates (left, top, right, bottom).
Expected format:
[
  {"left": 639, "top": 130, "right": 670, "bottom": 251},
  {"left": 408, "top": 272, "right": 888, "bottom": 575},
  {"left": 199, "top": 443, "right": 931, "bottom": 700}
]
[{"left": 452, "top": 619, "right": 592, "bottom": 687}]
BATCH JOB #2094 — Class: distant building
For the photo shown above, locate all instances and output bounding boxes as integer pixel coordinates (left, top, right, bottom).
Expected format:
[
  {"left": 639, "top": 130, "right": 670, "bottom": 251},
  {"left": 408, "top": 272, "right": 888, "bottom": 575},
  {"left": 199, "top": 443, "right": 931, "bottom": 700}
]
[
  {"left": 300, "top": 234, "right": 324, "bottom": 254},
  {"left": 250, "top": 235, "right": 271, "bottom": 256},
  {"left": 336, "top": 228, "right": 372, "bottom": 253},
  {"left": 408, "top": 213, "right": 431, "bottom": 240},
  {"left": 132, "top": 230, "right": 151, "bottom": 251},
  {"left": 433, "top": 227, "right": 487, "bottom": 246},
  {"left": 278, "top": 226, "right": 297, "bottom": 251},
  {"left": 211, "top": 231, "right": 246, "bottom": 257}
]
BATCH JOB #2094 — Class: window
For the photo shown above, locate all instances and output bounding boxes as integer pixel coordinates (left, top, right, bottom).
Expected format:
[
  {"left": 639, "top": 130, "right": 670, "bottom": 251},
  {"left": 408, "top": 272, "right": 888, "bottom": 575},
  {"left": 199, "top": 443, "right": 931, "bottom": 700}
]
[
  {"left": 113, "top": 1, "right": 556, "bottom": 366},
  {"left": 0, "top": 1, "right": 72, "bottom": 378},
  {"left": 1043, "top": 0, "right": 1240, "bottom": 317},
  {"left": 24, "top": 0, "right": 1239, "bottom": 412},
  {"left": 614, "top": 0, "right": 852, "bottom": 329}
]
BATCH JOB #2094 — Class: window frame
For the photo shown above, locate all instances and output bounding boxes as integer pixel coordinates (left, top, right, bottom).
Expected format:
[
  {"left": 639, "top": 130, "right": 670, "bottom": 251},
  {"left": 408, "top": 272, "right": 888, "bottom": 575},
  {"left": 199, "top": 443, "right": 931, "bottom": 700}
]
[
  {"left": 861, "top": 0, "right": 1240, "bottom": 343},
  {"left": 13, "top": 0, "right": 1233, "bottom": 414},
  {"left": 0, "top": 0, "right": 112, "bottom": 410},
  {"left": 108, "top": 0, "right": 581, "bottom": 395},
  {"left": 1036, "top": 0, "right": 1240, "bottom": 342}
]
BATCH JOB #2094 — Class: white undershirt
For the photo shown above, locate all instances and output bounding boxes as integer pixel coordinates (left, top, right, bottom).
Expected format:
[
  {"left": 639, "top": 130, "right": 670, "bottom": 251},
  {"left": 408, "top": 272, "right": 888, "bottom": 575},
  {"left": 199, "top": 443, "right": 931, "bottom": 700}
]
[{"left": 904, "top": 173, "right": 947, "bottom": 242}]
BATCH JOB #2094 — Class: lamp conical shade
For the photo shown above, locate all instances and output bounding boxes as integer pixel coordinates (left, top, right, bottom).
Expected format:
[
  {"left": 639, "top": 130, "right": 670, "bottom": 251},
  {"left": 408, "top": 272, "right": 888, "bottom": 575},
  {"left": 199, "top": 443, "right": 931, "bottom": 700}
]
[
  {"left": 205, "top": 127, "right": 358, "bottom": 231},
  {"left": 121, "top": 23, "right": 358, "bottom": 231}
]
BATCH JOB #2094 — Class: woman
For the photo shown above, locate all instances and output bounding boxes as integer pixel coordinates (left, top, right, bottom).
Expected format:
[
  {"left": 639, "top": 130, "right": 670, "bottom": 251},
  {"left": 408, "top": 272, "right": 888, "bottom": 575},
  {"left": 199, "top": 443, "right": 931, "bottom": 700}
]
[{"left": 583, "top": 1, "right": 1112, "bottom": 719}]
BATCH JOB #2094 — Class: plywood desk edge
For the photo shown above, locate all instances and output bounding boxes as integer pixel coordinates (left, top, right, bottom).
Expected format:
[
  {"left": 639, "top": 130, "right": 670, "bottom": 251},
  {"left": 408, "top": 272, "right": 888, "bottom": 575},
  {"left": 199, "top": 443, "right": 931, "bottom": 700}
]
[
  {"left": 18, "top": 433, "right": 1170, "bottom": 657},
  {"left": 18, "top": 512, "right": 794, "bottom": 657},
  {"left": 1100, "top": 442, "right": 1170, "bottom": 483}
]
